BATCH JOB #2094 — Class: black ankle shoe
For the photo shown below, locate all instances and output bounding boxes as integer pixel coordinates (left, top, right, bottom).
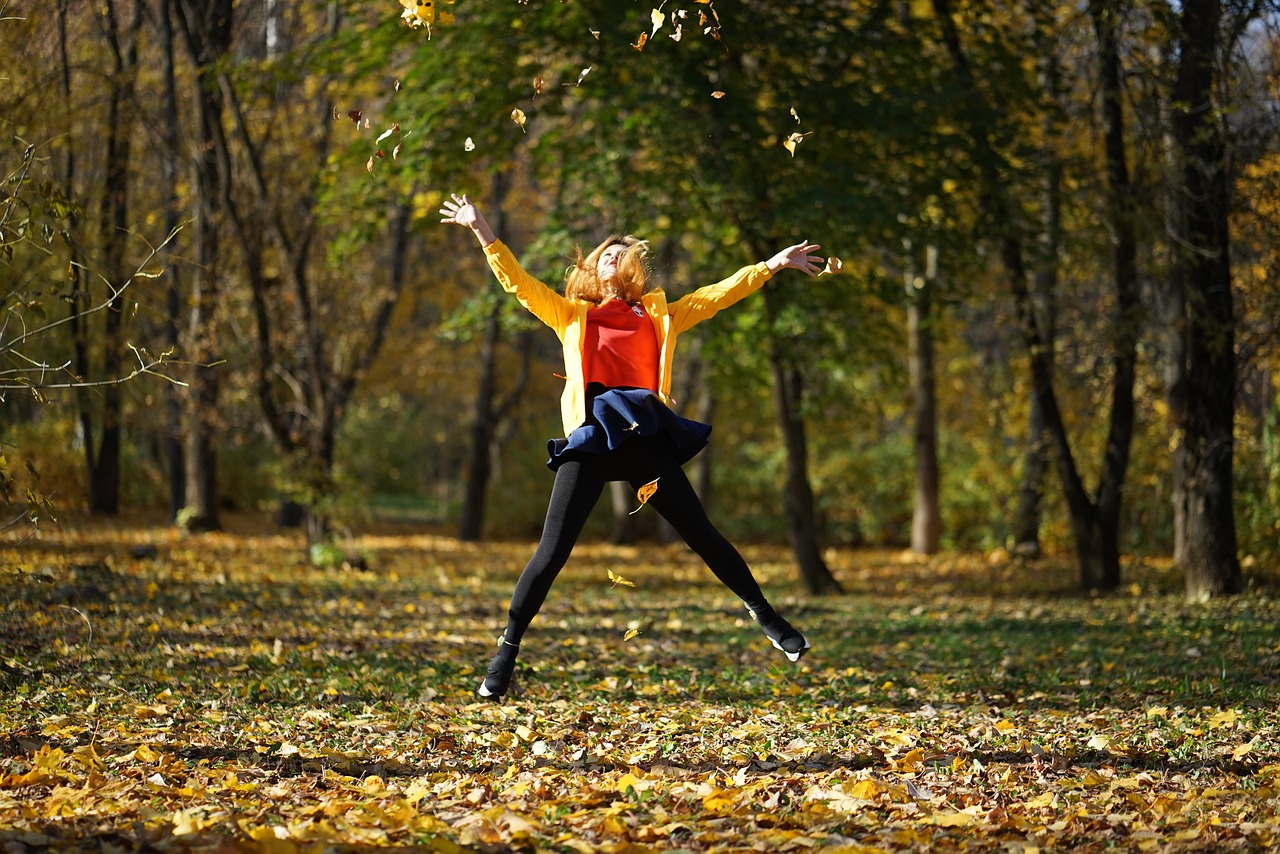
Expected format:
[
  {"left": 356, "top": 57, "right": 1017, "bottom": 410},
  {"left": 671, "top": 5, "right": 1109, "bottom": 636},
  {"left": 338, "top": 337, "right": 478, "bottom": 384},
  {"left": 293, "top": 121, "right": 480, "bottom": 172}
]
[
  {"left": 475, "top": 637, "right": 519, "bottom": 700},
  {"left": 748, "top": 607, "right": 811, "bottom": 662}
]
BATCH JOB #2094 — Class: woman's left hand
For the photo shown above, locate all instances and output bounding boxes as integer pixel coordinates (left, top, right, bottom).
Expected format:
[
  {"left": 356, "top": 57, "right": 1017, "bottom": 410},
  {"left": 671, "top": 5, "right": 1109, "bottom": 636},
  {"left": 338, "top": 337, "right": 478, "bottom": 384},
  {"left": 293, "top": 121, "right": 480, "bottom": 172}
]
[{"left": 765, "top": 241, "right": 824, "bottom": 277}]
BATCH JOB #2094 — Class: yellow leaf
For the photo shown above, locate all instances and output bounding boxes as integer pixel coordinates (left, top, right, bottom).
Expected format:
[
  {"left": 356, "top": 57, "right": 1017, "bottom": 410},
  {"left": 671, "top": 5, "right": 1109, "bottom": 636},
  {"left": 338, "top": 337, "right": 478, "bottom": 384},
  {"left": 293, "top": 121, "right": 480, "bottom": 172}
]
[
  {"left": 890, "top": 749, "right": 924, "bottom": 772},
  {"left": 821, "top": 257, "right": 843, "bottom": 275},
  {"left": 1233, "top": 737, "right": 1259, "bottom": 760},
  {"left": 845, "top": 779, "right": 892, "bottom": 799},
  {"left": 630, "top": 478, "right": 660, "bottom": 514},
  {"left": 711, "top": 90, "right": 726, "bottom": 99},
  {"left": 994, "top": 720, "right": 1017, "bottom": 734},
  {"left": 623, "top": 628, "right": 640, "bottom": 642},
  {"left": 790, "top": 106, "right": 800, "bottom": 123},
  {"left": 511, "top": 108, "right": 527, "bottom": 133},
  {"left": 783, "top": 131, "right": 811, "bottom": 156},
  {"left": 1080, "top": 770, "right": 1108, "bottom": 788},
  {"left": 650, "top": 8, "right": 665, "bottom": 36},
  {"left": 1209, "top": 709, "right": 1238, "bottom": 729},
  {"left": 607, "top": 569, "right": 637, "bottom": 588},
  {"left": 930, "top": 811, "right": 977, "bottom": 827}
]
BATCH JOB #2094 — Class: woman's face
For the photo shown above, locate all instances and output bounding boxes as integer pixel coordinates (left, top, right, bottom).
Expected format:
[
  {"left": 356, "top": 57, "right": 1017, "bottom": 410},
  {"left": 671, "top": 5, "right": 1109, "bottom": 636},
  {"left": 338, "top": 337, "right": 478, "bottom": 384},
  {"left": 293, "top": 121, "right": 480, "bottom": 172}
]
[{"left": 597, "top": 243, "right": 626, "bottom": 285}]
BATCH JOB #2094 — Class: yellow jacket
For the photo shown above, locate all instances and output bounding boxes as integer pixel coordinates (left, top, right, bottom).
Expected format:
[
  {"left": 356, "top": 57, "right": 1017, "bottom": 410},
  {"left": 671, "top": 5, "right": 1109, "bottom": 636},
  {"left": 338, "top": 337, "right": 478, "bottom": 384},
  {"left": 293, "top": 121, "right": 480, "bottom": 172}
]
[{"left": 483, "top": 239, "right": 774, "bottom": 435}]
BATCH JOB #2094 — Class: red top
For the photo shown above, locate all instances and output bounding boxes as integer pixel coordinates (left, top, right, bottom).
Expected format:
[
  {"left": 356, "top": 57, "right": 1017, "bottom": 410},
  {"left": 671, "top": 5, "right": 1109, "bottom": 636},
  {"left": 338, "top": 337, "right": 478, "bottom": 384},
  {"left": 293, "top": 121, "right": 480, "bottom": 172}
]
[{"left": 584, "top": 299, "right": 659, "bottom": 392}]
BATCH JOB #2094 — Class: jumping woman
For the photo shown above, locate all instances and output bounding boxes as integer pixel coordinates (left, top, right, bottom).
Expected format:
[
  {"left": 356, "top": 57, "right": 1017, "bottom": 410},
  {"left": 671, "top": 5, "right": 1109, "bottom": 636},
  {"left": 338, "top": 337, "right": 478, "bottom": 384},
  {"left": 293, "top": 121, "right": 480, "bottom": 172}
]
[{"left": 440, "top": 193, "right": 819, "bottom": 700}]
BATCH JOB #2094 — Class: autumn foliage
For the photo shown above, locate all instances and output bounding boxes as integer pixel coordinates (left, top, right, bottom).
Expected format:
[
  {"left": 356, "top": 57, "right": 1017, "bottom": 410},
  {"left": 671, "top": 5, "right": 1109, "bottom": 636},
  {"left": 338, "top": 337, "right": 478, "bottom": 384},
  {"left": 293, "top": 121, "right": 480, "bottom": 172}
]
[{"left": 3, "top": 514, "right": 1279, "bottom": 851}]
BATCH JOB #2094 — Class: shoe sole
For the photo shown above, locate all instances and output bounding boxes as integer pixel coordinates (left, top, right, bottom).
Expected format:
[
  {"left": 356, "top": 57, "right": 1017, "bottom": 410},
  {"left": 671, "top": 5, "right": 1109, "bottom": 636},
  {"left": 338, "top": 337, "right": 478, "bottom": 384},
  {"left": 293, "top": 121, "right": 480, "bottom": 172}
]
[{"left": 772, "top": 638, "right": 811, "bottom": 662}]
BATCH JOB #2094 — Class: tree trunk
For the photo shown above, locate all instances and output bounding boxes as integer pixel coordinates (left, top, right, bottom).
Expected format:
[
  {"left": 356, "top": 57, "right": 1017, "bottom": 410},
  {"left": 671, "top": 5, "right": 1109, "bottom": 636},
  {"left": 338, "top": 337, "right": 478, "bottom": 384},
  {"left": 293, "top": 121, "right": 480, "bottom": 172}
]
[
  {"left": 1012, "top": 53, "right": 1062, "bottom": 557},
  {"left": 175, "top": 0, "right": 234, "bottom": 532},
  {"left": 760, "top": 288, "right": 841, "bottom": 594},
  {"left": 907, "top": 243, "right": 940, "bottom": 554},
  {"left": 56, "top": 0, "right": 96, "bottom": 511},
  {"left": 86, "top": 0, "right": 141, "bottom": 515},
  {"left": 160, "top": 0, "right": 186, "bottom": 523},
  {"left": 459, "top": 171, "right": 511, "bottom": 542},
  {"left": 458, "top": 306, "right": 500, "bottom": 542},
  {"left": 932, "top": 0, "right": 1140, "bottom": 592},
  {"left": 1172, "top": 0, "right": 1241, "bottom": 597}
]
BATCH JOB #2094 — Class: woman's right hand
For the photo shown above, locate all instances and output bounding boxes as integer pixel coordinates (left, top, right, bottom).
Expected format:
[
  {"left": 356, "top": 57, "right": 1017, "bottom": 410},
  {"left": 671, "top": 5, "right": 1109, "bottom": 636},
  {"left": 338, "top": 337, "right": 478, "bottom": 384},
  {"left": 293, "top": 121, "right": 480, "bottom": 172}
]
[{"left": 439, "top": 193, "right": 497, "bottom": 245}]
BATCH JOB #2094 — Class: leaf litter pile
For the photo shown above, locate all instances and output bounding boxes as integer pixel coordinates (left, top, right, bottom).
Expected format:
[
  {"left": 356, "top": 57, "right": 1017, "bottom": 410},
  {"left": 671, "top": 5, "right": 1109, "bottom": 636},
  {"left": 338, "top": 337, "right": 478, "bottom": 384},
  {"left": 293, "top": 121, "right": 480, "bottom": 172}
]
[{"left": 3, "top": 515, "right": 1279, "bottom": 852}]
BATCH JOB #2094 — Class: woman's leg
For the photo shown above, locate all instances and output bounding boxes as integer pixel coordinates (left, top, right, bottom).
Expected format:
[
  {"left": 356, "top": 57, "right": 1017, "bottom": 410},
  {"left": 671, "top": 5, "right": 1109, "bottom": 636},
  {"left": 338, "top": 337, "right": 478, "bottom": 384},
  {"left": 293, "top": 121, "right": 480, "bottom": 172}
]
[
  {"left": 478, "top": 460, "right": 606, "bottom": 699},
  {"left": 633, "top": 459, "right": 768, "bottom": 609},
  {"left": 634, "top": 457, "right": 810, "bottom": 661},
  {"left": 503, "top": 460, "right": 606, "bottom": 643}
]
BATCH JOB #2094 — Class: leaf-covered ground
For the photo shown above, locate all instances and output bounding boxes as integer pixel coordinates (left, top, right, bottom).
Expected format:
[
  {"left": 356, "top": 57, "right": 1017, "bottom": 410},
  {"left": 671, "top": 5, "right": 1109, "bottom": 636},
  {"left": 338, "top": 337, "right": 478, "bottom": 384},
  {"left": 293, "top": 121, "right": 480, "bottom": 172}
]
[{"left": 3, "top": 513, "right": 1279, "bottom": 853}]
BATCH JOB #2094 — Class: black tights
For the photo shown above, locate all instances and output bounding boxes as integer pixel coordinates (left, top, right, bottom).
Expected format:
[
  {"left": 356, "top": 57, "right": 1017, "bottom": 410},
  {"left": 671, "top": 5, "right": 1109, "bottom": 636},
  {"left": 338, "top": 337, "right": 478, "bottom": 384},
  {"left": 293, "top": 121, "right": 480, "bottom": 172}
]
[{"left": 502, "top": 436, "right": 771, "bottom": 645}]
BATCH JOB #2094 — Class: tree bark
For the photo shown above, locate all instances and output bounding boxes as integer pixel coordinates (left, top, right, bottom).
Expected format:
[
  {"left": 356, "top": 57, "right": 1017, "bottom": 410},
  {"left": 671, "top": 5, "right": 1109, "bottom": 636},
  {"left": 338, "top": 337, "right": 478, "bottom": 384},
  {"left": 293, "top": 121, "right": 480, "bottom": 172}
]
[
  {"left": 174, "top": 0, "right": 233, "bottom": 532},
  {"left": 160, "top": 0, "right": 186, "bottom": 523},
  {"left": 459, "top": 171, "right": 511, "bottom": 542},
  {"left": 907, "top": 243, "right": 940, "bottom": 554},
  {"left": 1012, "top": 52, "right": 1063, "bottom": 557},
  {"left": 1171, "top": 0, "right": 1242, "bottom": 596},
  {"left": 85, "top": 0, "right": 142, "bottom": 515}
]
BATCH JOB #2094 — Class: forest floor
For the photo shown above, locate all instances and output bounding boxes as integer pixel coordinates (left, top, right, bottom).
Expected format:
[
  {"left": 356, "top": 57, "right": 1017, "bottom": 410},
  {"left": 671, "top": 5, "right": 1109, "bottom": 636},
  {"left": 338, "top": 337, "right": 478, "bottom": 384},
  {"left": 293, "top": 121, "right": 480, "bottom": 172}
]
[{"left": 2, "top": 511, "right": 1279, "bottom": 852}]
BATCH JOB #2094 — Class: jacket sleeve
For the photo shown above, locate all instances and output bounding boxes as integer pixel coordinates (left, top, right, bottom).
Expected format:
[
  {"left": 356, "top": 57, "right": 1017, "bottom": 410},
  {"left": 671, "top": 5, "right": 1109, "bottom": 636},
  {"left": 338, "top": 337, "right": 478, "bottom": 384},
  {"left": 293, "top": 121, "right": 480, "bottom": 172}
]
[
  {"left": 668, "top": 262, "right": 773, "bottom": 334},
  {"left": 483, "top": 239, "right": 575, "bottom": 338}
]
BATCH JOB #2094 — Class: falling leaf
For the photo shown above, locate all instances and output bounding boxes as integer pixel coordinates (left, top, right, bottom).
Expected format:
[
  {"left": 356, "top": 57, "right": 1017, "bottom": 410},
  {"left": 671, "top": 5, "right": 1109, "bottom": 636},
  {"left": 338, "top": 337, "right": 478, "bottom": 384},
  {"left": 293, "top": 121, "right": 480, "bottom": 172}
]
[
  {"left": 650, "top": 8, "right": 665, "bottom": 36},
  {"left": 790, "top": 106, "right": 800, "bottom": 123},
  {"left": 394, "top": 79, "right": 401, "bottom": 91},
  {"left": 590, "top": 28, "right": 600, "bottom": 39},
  {"left": 464, "top": 137, "right": 475, "bottom": 151},
  {"left": 629, "top": 478, "right": 659, "bottom": 514},
  {"left": 331, "top": 106, "right": 341, "bottom": 120},
  {"left": 821, "top": 256, "right": 844, "bottom": 275},
  {"left": 632, "top": 32, "right": 648, "bottom": 51},
  {"left": 533, "top": 76, "right": 544, "bottom": 95},
  {"left": 392, "top": 142, "right": 402, "bottom": 159},
  {"left": 348, "top": 109, "right": 363, "bottom": 125},
  {"left": 623, "top": 629, "right": 640, "bottom": 641},
  {"left": 511, "top": 108, "right": 527, "bottom": 132},
  {"left": 782, "top": 131, "right": 811, "bottom": 157},
  {"left": 365, "top": 155, "right": 375, "bottom": 173},
  {"left": 670, "top": 24, "right": 683, "bottom": 41},
  {"left": 571, "top": 67, "right": 592, "bottom": 87},
  {"left": 376, "top": 126, "right": 395, "bottom": 144},
  {"left": 607, "top": 569, "right": 637, "bottom": 588},
  {"left": 711, "top": 90, "right": 726, "bottom": 99}
]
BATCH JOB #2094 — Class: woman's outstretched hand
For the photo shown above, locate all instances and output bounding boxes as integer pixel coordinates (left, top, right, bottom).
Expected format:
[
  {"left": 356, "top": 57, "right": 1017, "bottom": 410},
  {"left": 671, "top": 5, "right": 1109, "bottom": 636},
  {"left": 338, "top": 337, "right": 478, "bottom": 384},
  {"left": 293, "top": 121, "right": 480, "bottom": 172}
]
[
  {"left": 765, "top": 241, "right": 824, "bottom": 277},
  {"left": 439, "top": 193, "right": 497, "bottom": 246}
]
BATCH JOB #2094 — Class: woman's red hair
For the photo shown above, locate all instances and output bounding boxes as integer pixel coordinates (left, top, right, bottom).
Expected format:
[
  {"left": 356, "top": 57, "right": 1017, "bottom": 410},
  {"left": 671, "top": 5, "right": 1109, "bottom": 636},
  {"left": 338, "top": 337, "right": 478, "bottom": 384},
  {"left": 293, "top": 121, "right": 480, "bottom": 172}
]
[{"left": 564, "top": 235, "right": 650, "bottom": 304}]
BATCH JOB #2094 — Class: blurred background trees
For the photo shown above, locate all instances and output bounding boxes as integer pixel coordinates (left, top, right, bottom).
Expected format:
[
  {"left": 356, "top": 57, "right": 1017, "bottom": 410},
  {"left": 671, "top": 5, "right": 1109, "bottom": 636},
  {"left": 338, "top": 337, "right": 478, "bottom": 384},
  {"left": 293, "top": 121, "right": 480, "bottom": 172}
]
[{"left": 1, "top": 0, "right": 1277, "bottom": 597}]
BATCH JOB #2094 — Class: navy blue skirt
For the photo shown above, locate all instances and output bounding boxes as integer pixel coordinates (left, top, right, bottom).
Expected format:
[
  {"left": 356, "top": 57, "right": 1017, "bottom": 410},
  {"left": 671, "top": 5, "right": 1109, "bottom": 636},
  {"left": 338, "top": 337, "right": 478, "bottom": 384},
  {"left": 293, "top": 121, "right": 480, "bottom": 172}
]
[{"left": 546, "top": 386, "right": 711, "bottom": 471}]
